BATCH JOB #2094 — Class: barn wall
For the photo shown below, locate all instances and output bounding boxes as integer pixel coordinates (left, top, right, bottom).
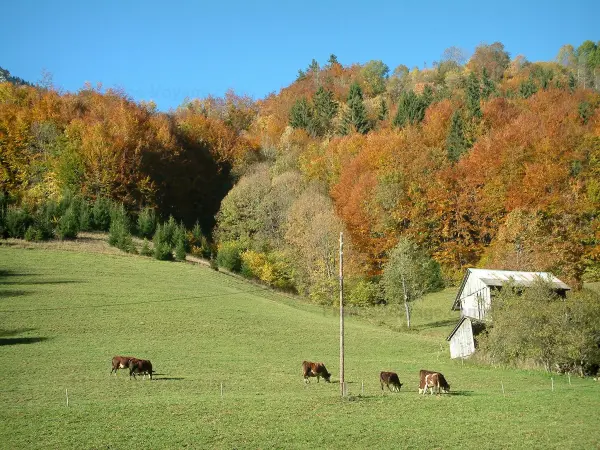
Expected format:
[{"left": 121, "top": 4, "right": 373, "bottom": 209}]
[
  {"left": 449, "top": 318, "right": 475, "bottom": 359},
  {"left": 459, "top": 274, "right": 491, "bottom": 319}
]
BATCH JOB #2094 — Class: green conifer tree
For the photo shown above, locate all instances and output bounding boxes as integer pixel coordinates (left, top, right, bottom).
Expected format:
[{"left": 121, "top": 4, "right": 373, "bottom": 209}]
[
  {"left": 340, "top": 83, "right": 370, "bottom": 135},
  {"left": 481, "top": 68, "right": 496, "bottom": 100},
  {"left": 289, "top": 98, "right": 313, "bottom": 130},
  {"left": 378, "top": 97, "right": 388, "bottom": 121},
  {"left": 466, "top": 72, "right": 482, "bottom": 119},
  {"left": 446, "top": 111, "right": 468, "bottom": 162},
  {"left": 310, "top": 87, "right": 338, "bottom": 136},
  {"left": 393, "top": 91, "right": 426, "bottom": 127}
]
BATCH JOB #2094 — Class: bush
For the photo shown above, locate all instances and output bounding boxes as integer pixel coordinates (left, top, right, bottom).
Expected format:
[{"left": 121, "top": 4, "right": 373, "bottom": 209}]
[
  {"left": 140, "top": 239, "right": 153, "bottom": 257},
  {"left": 153, "top": 224, "right": 173, "bottom": 260},
  {"left": 32, "top": 201, "right": 56, "bottom": 241},
  {"left": 175, "top": 236, "right": 187, "bottom": 261},
  {"left": 56, "top": 205, "right": 79, "bottom": 240},
  {"left": 79, "top": 201, "right": 92, "bottom": 231},
  {"left": 216, "top": 241, "right": 243, "bottom": 272},
  {"left": 5, "top": 207, "right": 34, "bottom": 238},
  {"left": 347, "top": 280, "right": 384, "bottom": 306},
  {"left": 24, "top": 226, "right": 44, "bottom": 242},
  {"left": 137, "top": 207, "right": 157, "bottom": 239},
  {"left": 478, "top": 280, "right": 600, "bottom": 374},
  {"left": 190, "top": 221, "right": 212, "bottom": 258},
  {"left": 0, "top": 192, "right": 9, "bottom": 238},
  {"left": 240, "top": 250, "right": 294, "bottom": 290},
  {"left": 108, "top": 205, "right": 136, "bottom": 253},
  {"left": 92, "top": 196, "right": 112, "bottom": 231}
]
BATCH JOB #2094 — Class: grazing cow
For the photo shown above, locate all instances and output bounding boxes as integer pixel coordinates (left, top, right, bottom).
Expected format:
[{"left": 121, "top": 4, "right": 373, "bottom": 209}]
[
  {"left": 128, "top": 358, "right": 153, "bottom": 380},
  {"left": 302, "top": 361, "right": 331, "bottom": 383},
  {"left": 380, "top": 371, "right": 403, "bottom": 392},
  {"left": 111, "top": 356, "right": 137, "bottom": 375},
  {"left": 419, "top": 370, "right": 450, "bottom": 395}
]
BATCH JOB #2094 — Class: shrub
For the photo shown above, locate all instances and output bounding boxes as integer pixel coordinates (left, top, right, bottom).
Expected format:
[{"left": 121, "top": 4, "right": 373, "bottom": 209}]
[
  {"left": 5, "top": 207, "right": 34, "bottom": 238},
  {"left": 153, "top": 224, "right": 173, "bottom": 261},
  {"left": 175, "top": 236, "right": 187, "bottom": 261},
  {"left": 79, "top": 201, "right": 92, "bottom": 231},
  {"left": 92, "top": 196, "right": 112, "bottom": 231},
  {"left": 190, "top": 221, "right": 211, "bottom": 258},
  {"left": 216, "top": 241, "right": 243, "bottom": 272},
  {"left": 108, "top": 205, "right": 136, "bottom": 253},
  {"left": 56, "top": 205, "right": 80, "bottom": 240},
  {"left": 24, "top": 226, "right": 44, "bottom": 242},
  {"left": 137, "top": 207, "right": 157, "bottom": 239},
  {"left": 347, "top": 280, "right": 384, "bottom": 306},
  {"left": 32, "top": 201, "right": 56, "bottom": 241},
  {"left": 140, "top": 239, "right": 153, "bottom": 257}
]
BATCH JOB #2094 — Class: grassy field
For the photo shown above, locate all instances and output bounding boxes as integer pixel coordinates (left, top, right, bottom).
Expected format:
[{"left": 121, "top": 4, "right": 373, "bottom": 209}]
[{"left": 1, "top": 244, "right": 599, "bottom": 449}]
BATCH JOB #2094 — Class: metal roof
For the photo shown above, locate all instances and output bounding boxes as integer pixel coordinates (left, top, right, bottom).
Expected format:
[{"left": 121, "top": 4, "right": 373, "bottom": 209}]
[{"left": 452, "top": 268, "right": 571, "bottom": 310}]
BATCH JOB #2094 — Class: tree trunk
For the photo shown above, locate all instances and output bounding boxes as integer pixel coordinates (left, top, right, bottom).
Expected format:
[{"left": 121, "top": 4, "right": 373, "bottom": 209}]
[{"left": 401, "top": 273, "right": 411, "bottom": 328}]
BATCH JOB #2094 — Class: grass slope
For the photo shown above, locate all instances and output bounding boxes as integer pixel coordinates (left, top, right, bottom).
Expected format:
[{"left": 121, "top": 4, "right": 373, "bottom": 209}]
[{"left": 0, "top": 246, "right": 599, "bottom": 449}]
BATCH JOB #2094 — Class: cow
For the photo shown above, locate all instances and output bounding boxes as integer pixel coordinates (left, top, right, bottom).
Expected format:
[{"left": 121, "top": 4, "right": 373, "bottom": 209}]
[
  {"left": 419, "top": 369, "right": 450, "bottom": 395},
  {"left": 111, "top": 356, "right": 137, "bottom": 375},
  {"left": 380, "top": 371, "right": 403, "bottom": 392},
  {"left": 128, "top": 358, "right": 153, "bottom": 380},
  {"left": 302, "top": 361, "right": 331, "bottom": 383}
]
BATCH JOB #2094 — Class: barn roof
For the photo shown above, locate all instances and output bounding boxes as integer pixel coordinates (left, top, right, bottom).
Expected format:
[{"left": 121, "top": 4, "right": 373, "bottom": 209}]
[
  {"left": 452, "top": 268, "right": 571, "bottom": 310},
  {"left": 446, "top": 316, "right": 470, "bottom": 341}
]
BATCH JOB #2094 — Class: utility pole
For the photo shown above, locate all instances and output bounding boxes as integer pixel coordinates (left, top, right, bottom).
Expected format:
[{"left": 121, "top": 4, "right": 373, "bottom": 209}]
[{"left": 339, "top": 232, "right": 345, "bottom": 397}]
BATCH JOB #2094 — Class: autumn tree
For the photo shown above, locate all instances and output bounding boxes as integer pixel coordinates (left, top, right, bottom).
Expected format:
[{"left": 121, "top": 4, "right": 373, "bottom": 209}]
[
  {"left": 361, "top": 60, "right": 389, "bottom": 96},
  {"left": 467, "top": 42, "right": 510, "bottom": 81}
]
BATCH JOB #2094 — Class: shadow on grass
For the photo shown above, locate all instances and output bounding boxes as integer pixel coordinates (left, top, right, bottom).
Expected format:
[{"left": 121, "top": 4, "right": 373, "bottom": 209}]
[
  {"left": 0, "top": 327, "right": 37, "bottom": 337},
  {"left": 153, "top": 377, "right": 185, "bottom": 381},
  {"left": 1, "top": 290, "right": 34, "bottom": 299},
  {"left": 0, "top": 336, "right": 49, "bottom": 346},
  {"left": 445, "top": 390, "right": 474, "bottom": 396},
  {"left": 1, "top": 280, "right": 82, "bottom": 286},
  {"left": 414, "top": 319, "right": 457, "bottom": 331}
]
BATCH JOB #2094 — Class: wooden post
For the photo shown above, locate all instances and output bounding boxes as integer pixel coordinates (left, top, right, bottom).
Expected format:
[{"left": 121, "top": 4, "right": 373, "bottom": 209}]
[
  {"left": 220, "top": 383, "right": 223, "bottom": 398},
  {"left": 568, "top": 374, "right": 571, "bottom": 386},
  {"left": 501, "top": 381, "right": 505, "bottom": 397},
  {"left": 339, "top": 232, "right": 345, "bottom": 397},
  {"left": 65, "top": 388, "right": 69, "bottom": 407},
  {"left": 551, "top": 377, "right": 554, "bottom": 392},
  {"left": 361, "top": 381, "right": 364, "bottom": 395}
]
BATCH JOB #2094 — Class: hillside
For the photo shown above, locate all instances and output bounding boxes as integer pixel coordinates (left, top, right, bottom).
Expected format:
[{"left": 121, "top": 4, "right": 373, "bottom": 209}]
[{"left": 1, "top": 245, "right": 598, "bottom": 448}]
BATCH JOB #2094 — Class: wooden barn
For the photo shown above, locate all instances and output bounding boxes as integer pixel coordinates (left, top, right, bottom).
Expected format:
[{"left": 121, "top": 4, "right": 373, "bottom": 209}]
[{"left": 446, "top": 268, "right": 570, "bottom": 359}]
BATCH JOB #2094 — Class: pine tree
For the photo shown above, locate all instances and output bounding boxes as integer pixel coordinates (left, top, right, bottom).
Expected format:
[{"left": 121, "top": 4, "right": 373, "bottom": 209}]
[
  {"left": 340, "top": 83, "right": 370, "bottom": 135},
  {"left": 466, "top": 72, "right": 482, "bottom": 119},
  {"left": 393, "top": 91, "right": 426, "bottom": 127},
  {"left": 519, "top": 77, "right": 538, "bottom": 99},
  {"left": 310, "top": 87, "right": 338, "bottom": 136},
  {"left": 378, "top": 97, "right": 388, "bottom": 121},
  {"left": 289, "top": 98, "right": 313, "bottom": 130},
  {"left": 446, "top": 110, "right": 468, "bottom": 162},
  {"left": 568, "top": 73, "right": 577, "bottom": 92},
  {"left": 481, "top": 68, "right": 496, "bottom": 100}
]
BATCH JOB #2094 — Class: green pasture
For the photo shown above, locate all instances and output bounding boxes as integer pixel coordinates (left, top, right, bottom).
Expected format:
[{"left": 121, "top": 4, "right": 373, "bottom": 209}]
[{"left": 0, "top": 246, "right": 599, "bottom": 449}]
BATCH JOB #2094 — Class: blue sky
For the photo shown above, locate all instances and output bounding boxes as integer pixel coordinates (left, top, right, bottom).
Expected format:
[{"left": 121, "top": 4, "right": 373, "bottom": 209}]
[{"left": 2, "top": 0, "right": 598, "bottom": 111}]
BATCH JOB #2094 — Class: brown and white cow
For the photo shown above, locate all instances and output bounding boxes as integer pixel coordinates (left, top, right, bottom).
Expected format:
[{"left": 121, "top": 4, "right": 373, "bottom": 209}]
[
  {"left": 111, "top": 356, "right": 137, "bottom": 375},
  {"left": 419, "top": 369, "right": 450, "bottom": 395},
  {"left": 302, "top": 361, "right": 331, "bottom": 383},
  {"left": 128, "top": 358, "right": 153, "bottom": 380},
  {"left": 380, "top": 371, "right": 403, "bottom": 392}
]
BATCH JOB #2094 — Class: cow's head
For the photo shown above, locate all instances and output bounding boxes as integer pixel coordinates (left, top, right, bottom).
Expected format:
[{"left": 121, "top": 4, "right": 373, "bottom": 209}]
[{"left": 323, "top": 371, "right": 331, "bottom": 382}]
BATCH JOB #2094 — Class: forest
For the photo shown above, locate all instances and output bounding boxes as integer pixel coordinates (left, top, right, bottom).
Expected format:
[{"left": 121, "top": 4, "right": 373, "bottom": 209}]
[{"left": 1, "top": 40, "right": 600, "bottom": 306}]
